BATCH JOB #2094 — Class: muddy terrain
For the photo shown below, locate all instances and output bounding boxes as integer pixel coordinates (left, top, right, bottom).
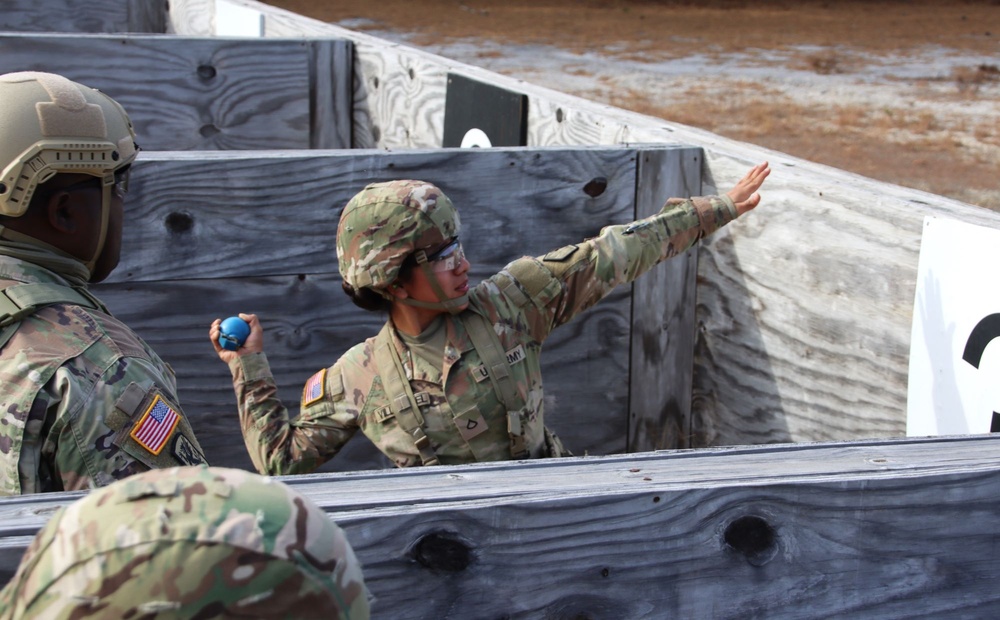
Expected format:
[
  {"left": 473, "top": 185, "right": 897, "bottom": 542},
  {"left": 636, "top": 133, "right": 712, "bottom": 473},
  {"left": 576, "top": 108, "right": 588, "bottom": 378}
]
[{"left": 264, "top": 0, "right": 1000, "bottom": 211}]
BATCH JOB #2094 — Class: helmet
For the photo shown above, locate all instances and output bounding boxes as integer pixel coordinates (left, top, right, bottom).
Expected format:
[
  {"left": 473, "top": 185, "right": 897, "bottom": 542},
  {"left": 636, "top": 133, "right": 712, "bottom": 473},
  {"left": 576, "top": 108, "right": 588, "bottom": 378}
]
[
  {"left": 0, "top": 71, "right": 137, "bottom": 218},
  {"left": 337, "top": 180, "right": 461, "bottom": 294},
  {"left": 0, "top": 466, "right": 370, "bottom": 620}
]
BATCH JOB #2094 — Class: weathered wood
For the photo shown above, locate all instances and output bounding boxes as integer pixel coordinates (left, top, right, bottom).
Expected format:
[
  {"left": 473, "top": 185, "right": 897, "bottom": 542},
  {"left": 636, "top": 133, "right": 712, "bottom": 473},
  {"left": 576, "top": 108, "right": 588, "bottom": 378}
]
[
  {"left": 167, "top": 0, "right": 1000, "bottom": 447},
  {"left": 629, "top": 148, "right": 702, "bottom": 451},
  {"left": 3, "top": 434, "right": 1000, "bottom": 617},
  {"left": 0, "top": 0, "right": 164, "bottom": 33},
  {"left": 0, "top": 33, "right": 352, "bottom": 150},
  {"left": 108, "top": 147, "right": 638, "bottom": 282},
  {"left": 89, "top": 146, "right": 698, "bottom": 470}
]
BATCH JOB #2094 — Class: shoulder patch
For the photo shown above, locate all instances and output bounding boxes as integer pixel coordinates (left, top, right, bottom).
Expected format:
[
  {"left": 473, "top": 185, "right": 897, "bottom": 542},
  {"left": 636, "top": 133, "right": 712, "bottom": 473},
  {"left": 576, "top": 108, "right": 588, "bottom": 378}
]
[
  {"left": 172, "top": 433, "right": 207, "bottom": 466},
  {"left": 303, "top": 368, "right": 343, "bottom": 407},
  {"left": 302, "top": 368, "right": 328, "bottom": 408},
  {"left": 129, "top": 394, "right": 181, "bottom": 455},
  {"left": 542, "top": 244, "right": 578, "bottom": 262}
]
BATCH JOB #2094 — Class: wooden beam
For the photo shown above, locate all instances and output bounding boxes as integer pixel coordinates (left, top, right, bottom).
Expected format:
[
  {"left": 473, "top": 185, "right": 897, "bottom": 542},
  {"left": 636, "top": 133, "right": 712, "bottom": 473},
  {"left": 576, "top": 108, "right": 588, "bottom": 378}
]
[
  {"left": 0, "top": 0, "right": 163, "bottom": 33},
  {"left": 2, "top": 435, "right": 999, "bottom": 616},
  {"left": 0, "top": 33, "right": 352, "bottom": 150},
  {"left": 629, "top": 148, "right": 702, "bottom": 451}
]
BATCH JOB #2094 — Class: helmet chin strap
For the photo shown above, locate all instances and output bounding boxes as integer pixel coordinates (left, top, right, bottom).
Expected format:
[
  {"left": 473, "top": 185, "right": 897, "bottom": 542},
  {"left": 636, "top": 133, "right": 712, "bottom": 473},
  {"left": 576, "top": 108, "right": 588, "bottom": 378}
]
[{"left": 83, "top": 179, "right": 112, "bottom": 280}]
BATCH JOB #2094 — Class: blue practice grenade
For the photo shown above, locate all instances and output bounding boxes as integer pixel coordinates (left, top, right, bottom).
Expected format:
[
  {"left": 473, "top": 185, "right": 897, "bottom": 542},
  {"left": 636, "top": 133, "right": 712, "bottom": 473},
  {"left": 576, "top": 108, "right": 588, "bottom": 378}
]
[{"left": 218, "top": 316, "right": 251, "bottom": 351}]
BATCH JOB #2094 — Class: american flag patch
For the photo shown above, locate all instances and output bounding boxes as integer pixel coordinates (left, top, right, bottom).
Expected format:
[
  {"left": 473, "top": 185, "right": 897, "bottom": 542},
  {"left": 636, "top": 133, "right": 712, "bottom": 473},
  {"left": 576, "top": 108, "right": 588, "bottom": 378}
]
[
  {"left": 302, "top": 368, "right": 327, "bottom": 408},
  {"left": 130, "top": 395, "right": 180, "bottom": 455}
]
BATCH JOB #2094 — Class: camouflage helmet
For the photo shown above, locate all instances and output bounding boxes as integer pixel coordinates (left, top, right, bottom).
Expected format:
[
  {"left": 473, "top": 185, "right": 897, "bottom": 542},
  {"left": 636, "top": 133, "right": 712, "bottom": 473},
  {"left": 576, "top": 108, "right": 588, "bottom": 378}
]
[
  {"left": 0, "top": 71, "right": 138, "bottom": 218},
  {"left": 0, "top": 466, "right": 370, "bottom": 620},
  {"left": 337, "top": 180, "right": 461, "bottom": 294}
]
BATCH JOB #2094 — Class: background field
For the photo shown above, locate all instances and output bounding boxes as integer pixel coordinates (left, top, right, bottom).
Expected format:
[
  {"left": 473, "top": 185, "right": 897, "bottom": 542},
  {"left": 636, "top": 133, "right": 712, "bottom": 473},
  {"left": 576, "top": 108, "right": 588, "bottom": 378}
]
[{"left": 263, "top": 0, "right": 1000, "bottom": 211}]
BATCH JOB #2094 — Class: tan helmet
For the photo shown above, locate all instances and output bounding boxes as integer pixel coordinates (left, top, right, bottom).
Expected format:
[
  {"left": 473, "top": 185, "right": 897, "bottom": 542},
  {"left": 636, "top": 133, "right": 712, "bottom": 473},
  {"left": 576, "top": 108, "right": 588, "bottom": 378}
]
[
  {"left": 0, "top": 72, "right": 138, "bottom": 277},
  {"left": 0, "top": 71, "right": 137, "bottom": 217},
  {"left": 337, "top": 179, "right": 467, "bottom": 312}
]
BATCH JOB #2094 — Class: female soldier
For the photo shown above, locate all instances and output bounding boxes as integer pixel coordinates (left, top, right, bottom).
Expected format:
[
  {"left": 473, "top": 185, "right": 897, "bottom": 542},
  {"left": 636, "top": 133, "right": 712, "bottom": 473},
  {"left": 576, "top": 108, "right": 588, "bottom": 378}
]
[{"left": 211, "top": 162, "right": 770, "bottom": 474}]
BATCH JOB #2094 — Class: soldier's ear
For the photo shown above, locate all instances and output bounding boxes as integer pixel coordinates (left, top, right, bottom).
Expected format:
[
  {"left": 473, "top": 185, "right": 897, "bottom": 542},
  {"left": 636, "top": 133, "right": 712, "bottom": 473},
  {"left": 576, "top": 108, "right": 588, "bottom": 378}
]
[
  {"left": 388, "top": 283, "right": 408, "bottom": 299},
  {"left": 45, "top": 189, "right": 81, "bottom": 234}
]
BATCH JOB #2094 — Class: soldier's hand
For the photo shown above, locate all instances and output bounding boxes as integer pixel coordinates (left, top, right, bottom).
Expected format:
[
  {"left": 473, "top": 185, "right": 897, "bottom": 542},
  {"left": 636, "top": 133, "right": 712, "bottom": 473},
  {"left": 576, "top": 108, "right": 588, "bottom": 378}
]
[
  {"left": 726, "top": 161, "right": 770, "bottom": 216},
  {"left": 210, "top": 313, "right": 264, "bottom": 363}
]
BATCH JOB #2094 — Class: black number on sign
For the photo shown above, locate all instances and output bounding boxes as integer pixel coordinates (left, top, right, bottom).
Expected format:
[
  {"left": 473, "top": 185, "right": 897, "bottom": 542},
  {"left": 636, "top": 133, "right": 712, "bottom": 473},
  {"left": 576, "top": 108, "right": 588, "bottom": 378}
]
[{"left": 962, "top": 313, "right": 1000, "bottom": 431}]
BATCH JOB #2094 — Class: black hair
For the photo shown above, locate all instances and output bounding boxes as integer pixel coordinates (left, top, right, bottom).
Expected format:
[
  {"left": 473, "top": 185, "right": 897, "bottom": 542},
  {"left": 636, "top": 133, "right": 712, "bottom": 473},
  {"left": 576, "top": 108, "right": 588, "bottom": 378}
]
[{"left": 340, "top": 253, "right": 419, "bottom": 313}]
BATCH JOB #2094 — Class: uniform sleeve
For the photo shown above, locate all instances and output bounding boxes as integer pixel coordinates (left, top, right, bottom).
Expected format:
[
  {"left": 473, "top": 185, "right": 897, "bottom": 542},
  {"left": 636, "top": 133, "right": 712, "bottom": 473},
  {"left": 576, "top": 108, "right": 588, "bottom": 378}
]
[
  {"left": 506, "top": 194, "right": 738, "bottom": 340},
  {"left": 228, "top": 352, "right": 359, "bottom": 476},
  {"left": 40, "top": 354, "right": 206, "bottom": 494}
]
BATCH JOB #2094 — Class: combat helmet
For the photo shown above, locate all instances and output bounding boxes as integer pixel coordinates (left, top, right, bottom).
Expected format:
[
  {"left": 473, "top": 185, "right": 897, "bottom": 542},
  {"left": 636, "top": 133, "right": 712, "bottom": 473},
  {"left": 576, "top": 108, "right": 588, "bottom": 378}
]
[
  {"left": 0, "top": 71, "right": 138, "bottom": 276},
  {"left": 0, "top": 466, "right": 370, "bottom": 620},
  {"left": 337, "top": 179, "right": 467, "bottom": 312}
]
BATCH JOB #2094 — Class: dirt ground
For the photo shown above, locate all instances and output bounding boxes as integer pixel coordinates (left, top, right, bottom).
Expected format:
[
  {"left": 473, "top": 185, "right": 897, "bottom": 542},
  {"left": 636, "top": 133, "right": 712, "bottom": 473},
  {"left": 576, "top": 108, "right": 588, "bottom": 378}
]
[{"left": 263, "top": 0, "right": 1000, "bottom": 211}]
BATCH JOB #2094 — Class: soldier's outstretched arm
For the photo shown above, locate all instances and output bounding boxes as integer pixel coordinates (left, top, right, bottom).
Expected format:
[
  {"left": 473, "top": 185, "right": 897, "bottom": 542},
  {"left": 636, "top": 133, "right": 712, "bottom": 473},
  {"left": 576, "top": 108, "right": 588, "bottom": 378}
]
[{"left": 498, "top": 162, "right": 771, "bottom": 341}]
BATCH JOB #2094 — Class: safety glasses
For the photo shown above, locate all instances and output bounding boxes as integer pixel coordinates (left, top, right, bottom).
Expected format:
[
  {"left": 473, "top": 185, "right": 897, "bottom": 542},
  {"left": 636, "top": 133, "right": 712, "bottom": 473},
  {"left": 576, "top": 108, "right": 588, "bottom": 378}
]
[{"left": 426, "top": 239, "right": 465, "bottom": 272}]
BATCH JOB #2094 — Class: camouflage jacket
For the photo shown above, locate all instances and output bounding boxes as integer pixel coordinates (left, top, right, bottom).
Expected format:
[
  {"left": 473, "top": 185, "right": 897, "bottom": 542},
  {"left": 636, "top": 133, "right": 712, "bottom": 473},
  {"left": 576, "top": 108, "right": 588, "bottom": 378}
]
[
  {"left": 229, "top": 195, "right": 737, "bottom": 474},
  {"left": 0, "top": 465, "right": 370, "bottom": 619},
  {"left": 0, "top": 256, "right": 206, "bottom": 495}
]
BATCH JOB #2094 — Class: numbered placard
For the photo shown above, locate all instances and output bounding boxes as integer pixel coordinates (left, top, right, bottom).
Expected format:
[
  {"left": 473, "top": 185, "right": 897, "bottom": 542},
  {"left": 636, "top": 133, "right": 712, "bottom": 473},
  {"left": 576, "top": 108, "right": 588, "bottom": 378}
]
[{"left": 907, "top": 217, "right": 1000, "bottom": 436}]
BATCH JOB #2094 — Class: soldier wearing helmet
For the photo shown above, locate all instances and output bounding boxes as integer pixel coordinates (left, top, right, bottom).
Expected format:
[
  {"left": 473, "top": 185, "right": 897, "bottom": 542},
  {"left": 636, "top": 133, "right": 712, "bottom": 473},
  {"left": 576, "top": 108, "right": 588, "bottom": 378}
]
[
  {"left": 0, "top": 465, "right": 371, "bottom": 619},
  {"left": 0, "top": 72, "right": 207, "bottom": 495},
  {"left": 212, "top": 163, "right": 770, "bottom": 472}
]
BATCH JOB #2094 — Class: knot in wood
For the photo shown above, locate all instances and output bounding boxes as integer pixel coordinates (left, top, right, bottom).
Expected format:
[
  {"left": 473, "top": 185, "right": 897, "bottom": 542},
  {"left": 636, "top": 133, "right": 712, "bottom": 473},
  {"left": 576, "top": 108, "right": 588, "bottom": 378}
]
[
  {"left": 724, "top": 515, "right": 777, "bottom": 566},
  {"left": 411, "top": 531, "right": 473, "bottom": 572},
  {"left": 164, "top": 211, "right": 194, "bottom": 234},
  {"left": 196, "top": 64, "right": 217, "bottom": 80},
  {"left": 582, "top": 177, "right": 608, "bottom": 198}
]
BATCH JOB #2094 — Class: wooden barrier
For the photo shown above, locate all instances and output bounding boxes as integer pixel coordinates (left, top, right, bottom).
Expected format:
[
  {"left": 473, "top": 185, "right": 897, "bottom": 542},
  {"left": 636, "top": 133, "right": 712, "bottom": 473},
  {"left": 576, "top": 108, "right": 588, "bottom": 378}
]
[
  {"left": 3, "top": 434, "right": 1000, "bottom": 617},
  {"left": 0, "top": 32, "right": 352, "bottom": 150},
  {"left": 0, "top": 0, "right": 164, "bottom": 33},
  {"left": 91, "top": 145, "right": 703, "bottom": 471},
  {"left": 165, "top": 0, "right": 1000, "bottom": 448}
]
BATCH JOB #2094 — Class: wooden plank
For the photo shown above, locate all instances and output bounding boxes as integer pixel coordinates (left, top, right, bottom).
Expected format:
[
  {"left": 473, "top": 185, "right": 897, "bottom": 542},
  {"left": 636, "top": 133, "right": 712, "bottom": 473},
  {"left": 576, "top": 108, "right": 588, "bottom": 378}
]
[
  {"left": 127, "top": 0, "right": 167, "bottom": 33},
  {"left": 109, "top": 147, "right": 639, "bottom": 282},
  {"left": 629, "top": 147, "right": 702, "bottom": 451},
  {"left": 91, "top": 146, "right": 699, "bottom": 470},
  {"left": 309, "top": 39, "right": 354, "bottom": 149},
  {"left": 0, "top": 0, "right": 163, "bottom": 33},
  {"left": 3, "top": 435, "right": 1000, "bottom": 616},
  {"left": 0, "top": 33, "right": 352, "bottom": 150}
]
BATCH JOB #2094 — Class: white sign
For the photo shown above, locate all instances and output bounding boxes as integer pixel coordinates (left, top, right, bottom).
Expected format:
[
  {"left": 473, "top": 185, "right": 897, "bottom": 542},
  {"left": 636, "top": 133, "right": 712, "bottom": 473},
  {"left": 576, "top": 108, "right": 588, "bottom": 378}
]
[
  {"left": 215, "top": 0, "right": 263, "bottom": 37},
  {"left": 907, "top": 217, "right": 1000, "bottom": 436}
]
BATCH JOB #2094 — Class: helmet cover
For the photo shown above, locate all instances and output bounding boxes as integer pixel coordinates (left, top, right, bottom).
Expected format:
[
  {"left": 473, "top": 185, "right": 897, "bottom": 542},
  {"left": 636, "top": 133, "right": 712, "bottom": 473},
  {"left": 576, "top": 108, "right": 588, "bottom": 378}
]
[
  {"left": 0, "top": 466, "right": 370, "bottom": 619},
  {"left": 336, "top": 180, "right": 460, "bottom": 293}
]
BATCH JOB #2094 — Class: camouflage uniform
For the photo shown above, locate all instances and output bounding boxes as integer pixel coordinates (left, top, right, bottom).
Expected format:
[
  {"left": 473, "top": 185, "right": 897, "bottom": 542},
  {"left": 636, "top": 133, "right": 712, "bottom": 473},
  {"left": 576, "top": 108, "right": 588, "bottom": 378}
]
[
  {"left": 227, "top": 181, "right": 737, "bottom": 474},
  {"left": 0, "top": 255, "right": 207, "bottom": 494},
  {"left": 0, "top": 465, "right": 370, "bottom": 619}
]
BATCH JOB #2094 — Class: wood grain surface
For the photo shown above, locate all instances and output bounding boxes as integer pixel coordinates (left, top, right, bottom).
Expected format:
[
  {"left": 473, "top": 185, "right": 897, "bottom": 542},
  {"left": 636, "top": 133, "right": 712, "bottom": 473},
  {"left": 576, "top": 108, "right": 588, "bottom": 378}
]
[
  {"left": 3, "top": 435, "right": 999, "bottom": 618},
  {"left": 0, "top": 32, "right": 352, "bottom": 150}
]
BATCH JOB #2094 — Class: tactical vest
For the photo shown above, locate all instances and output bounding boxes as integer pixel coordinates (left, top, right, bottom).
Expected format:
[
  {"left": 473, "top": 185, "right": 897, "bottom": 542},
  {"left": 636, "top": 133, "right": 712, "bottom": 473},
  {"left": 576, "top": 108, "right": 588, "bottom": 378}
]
[{"left": 370, "top": 258, "right": 574, "bottom": 465}]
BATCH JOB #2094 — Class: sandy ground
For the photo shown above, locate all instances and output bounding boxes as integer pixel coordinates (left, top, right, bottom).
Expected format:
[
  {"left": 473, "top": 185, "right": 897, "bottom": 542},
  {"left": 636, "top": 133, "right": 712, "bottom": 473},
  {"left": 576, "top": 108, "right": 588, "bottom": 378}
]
[{"left": 263, "top": 0, "right": 1000, "bottom": 211}]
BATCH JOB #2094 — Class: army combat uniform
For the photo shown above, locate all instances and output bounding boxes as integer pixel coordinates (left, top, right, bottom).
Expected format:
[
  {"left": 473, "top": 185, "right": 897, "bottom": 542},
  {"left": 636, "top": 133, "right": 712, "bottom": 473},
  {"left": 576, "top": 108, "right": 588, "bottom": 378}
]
[
  {"left": 227, "top": 192, "right": 738, "bottom": 474},
  {"left": 0, "top": 465, "right": 370, "bottom": 619},
  {"left": 0, "top": 254, "right": 206, "bottom": 494}
]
